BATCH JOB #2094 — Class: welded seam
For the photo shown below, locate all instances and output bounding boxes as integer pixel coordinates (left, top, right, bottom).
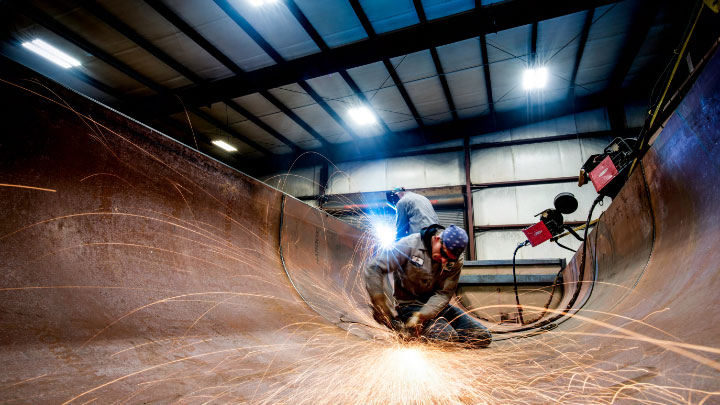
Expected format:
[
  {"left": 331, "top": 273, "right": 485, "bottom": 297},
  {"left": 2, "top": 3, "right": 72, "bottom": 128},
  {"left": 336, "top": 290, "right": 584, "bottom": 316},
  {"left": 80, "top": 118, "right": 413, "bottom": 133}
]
[
  {"left": 607, "top": 161, "right": 657, "bottom": 313},
  {"left": 277, "top": 194, "right": 348, "bottom": 328}
]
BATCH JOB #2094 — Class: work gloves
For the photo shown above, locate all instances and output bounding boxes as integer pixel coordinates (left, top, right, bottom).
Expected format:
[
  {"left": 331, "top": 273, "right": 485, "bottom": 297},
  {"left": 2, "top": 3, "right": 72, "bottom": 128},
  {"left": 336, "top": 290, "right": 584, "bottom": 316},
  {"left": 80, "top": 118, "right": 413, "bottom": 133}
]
[{"left": 403, "top": 312, "right": 424, "bottom": 337}]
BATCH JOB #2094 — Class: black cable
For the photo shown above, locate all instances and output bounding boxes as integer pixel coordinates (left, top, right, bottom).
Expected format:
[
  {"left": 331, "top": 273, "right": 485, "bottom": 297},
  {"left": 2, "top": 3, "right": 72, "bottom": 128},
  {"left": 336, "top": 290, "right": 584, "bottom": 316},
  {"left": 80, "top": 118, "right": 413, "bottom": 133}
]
[
  {"left": 494, "top": 194, "right": 604, "bottom": 334},
  {"left": 553, "top": 239, "right": 577, "bottom": 253},
  {"left": 512, "top": 240, "right": 529, "bottom": 324},
  {"left": 563, "top": 225, "right": 585, "bottom": 242}
]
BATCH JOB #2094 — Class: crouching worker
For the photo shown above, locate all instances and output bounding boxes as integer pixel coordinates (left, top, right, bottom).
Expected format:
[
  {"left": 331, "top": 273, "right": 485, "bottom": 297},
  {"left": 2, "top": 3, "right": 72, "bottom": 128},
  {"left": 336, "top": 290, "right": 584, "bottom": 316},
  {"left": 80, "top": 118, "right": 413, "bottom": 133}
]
[{"left": 364, "top": 224, "right": 492, "bottom": 347}]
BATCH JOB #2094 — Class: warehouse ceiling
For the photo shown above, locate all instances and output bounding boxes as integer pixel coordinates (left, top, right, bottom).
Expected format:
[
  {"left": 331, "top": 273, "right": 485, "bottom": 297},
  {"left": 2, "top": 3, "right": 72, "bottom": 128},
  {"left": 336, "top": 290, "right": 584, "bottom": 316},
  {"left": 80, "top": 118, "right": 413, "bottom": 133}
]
[{"left": 0, "top": 0, "right": 694, "bottom": 175}]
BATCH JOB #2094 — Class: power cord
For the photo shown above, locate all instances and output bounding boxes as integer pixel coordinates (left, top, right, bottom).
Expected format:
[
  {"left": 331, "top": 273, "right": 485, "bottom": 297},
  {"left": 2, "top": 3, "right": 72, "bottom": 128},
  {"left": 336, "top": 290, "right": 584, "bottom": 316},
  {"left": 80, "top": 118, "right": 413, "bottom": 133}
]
[{"left": 512, "top": 240, "right": 530, "bottom": 324}]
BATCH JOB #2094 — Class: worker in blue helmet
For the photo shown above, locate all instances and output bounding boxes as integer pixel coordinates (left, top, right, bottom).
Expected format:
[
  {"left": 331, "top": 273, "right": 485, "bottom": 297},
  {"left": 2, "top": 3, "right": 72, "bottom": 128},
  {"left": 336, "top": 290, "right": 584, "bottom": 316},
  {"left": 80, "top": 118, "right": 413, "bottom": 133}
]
[
  {"left": 386, "top": 187, "right": 440, "bottom": 240},
  {"left": 364, "top": 224, "right": 492, "bottom": 347}
]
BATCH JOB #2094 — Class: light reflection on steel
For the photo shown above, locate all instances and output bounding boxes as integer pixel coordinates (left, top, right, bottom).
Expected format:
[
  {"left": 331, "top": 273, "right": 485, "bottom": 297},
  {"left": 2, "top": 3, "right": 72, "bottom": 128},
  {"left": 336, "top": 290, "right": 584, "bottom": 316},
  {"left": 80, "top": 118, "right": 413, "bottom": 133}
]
[{"left": 1, "top": 50, "right": 720, "bottom": 403}]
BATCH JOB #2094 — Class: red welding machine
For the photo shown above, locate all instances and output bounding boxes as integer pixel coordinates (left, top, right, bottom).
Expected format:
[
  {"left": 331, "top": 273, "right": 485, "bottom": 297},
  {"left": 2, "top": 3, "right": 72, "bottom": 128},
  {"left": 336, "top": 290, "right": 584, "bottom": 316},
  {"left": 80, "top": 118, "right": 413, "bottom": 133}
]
[
  {"left": 522, "top": 220, "right": 553, "bottom": 247},
  {"left": 579, "top": 137, "right": 636, "bottom": 198},
  {"left": 522, "top": 192, "right": 578, "bottom": 247}
]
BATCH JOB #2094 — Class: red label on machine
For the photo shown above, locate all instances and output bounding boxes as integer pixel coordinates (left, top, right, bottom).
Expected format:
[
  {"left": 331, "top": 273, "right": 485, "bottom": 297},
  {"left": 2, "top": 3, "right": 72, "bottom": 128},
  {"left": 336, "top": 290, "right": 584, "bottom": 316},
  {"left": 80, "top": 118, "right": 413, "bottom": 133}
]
[
  {"left": 589, "top": 155, "right": 618, "bottom": 192},
  {"left": 522, "top": 221, "right": 553, "bottom": 247}
]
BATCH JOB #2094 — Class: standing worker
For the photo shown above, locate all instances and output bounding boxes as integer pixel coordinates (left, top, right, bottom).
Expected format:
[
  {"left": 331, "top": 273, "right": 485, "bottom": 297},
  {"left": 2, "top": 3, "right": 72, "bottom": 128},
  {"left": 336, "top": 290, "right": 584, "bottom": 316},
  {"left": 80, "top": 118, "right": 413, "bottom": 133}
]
[
  {"left": 364, "top": 224, "right": 491, "bottom": 347},
  {"left": 386, "top": 187, "right": 440, "bottom": 240}
]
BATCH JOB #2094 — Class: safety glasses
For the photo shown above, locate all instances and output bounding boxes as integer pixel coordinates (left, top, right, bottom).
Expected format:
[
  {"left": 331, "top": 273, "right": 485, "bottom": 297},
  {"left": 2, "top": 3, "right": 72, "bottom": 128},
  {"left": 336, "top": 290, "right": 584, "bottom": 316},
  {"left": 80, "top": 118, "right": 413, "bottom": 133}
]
[{"left": 440, "top": 244, "right": 457, "bottom": 264}]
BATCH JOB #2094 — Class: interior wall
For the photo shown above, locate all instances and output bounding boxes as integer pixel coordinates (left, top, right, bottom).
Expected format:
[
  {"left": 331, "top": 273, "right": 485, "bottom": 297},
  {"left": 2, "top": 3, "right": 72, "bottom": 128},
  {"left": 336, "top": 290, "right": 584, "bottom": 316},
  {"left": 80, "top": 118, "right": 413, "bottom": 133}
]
[{"left": 261, "top": 108, "right": 629, "bottom": 263}]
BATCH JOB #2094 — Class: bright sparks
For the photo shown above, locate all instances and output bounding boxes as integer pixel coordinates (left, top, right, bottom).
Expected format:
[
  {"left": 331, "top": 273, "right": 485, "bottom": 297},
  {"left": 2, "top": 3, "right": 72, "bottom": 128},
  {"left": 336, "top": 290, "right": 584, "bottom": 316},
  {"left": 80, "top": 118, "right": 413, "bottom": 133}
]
[
  {"left": 523, "top": 67, "right": 548, "bottom": 90},
  {"left": 348, "top": 106, "right": 377, "bottom": 126},
  {"left": 212, "top": 140, "right": 237, "bottom": 152},
  {"left": 371, "top": 221, "right": 395, "bottom": 250},
  {"left": 22, "top": 39, "right": 81, "bottom": 69}
]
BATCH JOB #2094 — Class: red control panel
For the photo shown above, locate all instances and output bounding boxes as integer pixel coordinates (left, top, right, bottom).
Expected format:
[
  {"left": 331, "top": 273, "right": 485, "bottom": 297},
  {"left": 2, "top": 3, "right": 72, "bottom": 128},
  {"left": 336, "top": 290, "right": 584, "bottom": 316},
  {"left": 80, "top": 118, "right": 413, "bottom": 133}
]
[
  {"left": 588, "top": 155, "right": 619, "bottom": 193},
  {"left": 522, "top": 221, "right": 553, "bottom": 247}
]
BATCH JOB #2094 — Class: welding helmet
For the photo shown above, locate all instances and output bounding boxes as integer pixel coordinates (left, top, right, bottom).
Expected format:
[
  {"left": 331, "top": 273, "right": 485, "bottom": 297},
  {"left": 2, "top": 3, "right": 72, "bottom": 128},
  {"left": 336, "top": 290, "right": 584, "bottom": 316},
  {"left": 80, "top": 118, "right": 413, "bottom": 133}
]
[{"left": 385, "top": 187, "right": 405, "bottom": 209}]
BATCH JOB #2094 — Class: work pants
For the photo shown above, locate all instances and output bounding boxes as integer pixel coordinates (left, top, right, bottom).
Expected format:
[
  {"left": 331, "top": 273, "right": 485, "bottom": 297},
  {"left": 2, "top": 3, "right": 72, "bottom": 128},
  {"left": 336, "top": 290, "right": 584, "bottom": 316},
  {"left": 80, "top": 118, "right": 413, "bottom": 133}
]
[{"left": 397, "top": 304, "right": 492, "bottom": 347}]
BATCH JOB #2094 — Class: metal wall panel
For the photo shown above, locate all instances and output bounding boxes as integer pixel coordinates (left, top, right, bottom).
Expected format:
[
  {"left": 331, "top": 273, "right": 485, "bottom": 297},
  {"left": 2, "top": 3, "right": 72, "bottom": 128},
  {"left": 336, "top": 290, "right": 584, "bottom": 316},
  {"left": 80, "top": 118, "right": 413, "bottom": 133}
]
[
  {"left": 473, "top": 183, "right": 610, "bottom": 225},
  {"left": 475, "top": 229, "right": 581, "bottom": 262},
  {"left": 472, "top": 109, "right": 609, "bottom": 144},
  {"left": 385, "top": 155, "right": 432, "bottom": 189},
  {"left": 470, "top": 137, "right": 613, "bottom": 183},
  {"left": 327, "top": 151, "right": 464, "bottom": 194},
  {"left": 421, "top": 152, "right": 464, "bottom": 187},
  {"left": 261, "top": 166, "right": 320, "bottom": 197},
  {"left": 436, "top": 208, "right": 465, "bottom": 229}
]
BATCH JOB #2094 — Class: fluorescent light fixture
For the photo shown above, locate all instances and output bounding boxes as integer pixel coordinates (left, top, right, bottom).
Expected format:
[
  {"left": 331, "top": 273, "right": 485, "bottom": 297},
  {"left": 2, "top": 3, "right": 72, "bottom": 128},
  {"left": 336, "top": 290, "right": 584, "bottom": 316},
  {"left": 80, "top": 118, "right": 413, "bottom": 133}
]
[
  {"left": 22, "top": 39, "right": 81, "bottom": 68},
  {"left": 212, "top": 140, "right": 237, "bottom": 152},
  {"left": 249, "top": 0, "right": 278, "bottom": 6},
  {"left": 348, "top": 106, "right": 377, "bottom": 126},
  {"left": 523, "top": 67, "right": 548, "bottom": 90}
]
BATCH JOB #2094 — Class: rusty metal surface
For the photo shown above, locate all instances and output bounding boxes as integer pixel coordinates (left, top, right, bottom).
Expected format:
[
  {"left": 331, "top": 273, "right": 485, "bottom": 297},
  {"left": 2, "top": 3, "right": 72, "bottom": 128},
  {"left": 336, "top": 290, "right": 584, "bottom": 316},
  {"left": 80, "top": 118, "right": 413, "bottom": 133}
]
[{"left": 1, "top": 47, "right": 719, "bottom": 403}]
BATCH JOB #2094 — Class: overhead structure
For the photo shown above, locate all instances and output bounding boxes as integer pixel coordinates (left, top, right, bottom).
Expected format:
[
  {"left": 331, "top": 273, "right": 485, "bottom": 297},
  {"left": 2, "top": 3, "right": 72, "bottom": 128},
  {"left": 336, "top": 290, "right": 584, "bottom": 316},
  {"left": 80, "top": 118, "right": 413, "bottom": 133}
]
[{"left": 0, "top": 0, "right": 694, "bottom": 174}]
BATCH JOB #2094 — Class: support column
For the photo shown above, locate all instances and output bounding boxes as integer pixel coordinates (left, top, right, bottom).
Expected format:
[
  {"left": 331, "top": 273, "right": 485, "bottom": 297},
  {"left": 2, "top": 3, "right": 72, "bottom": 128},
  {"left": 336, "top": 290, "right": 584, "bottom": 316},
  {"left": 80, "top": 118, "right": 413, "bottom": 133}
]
[{"left": 463, "top": 136, "right": 476, "bottom": 260}]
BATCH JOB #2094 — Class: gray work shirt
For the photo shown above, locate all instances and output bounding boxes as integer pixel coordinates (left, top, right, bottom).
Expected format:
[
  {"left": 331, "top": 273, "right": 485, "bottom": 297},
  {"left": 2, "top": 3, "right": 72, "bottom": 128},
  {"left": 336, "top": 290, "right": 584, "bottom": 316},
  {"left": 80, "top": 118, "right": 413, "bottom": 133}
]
[
  {"left": 395, "top": 192, "right": 440, "bottom": 239},
  {"left": 364, "top": 233, "right": 463, "bottom": 320}
]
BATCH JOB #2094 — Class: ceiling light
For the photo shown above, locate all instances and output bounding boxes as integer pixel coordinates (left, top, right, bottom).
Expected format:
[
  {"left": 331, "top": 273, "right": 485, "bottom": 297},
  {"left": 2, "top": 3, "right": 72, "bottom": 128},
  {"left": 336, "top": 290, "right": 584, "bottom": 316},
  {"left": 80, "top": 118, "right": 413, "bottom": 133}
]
[
  {"left": 523, "top": 67, "right": 548, "bottom": 90},
  {"left": 348, "top": 106, "right": 377, "bottom": 126},
  {"left": 212, "top": 140, "right": 237, "bottom": 152},
  {"left": 22, "top": 39, "right": 81, "bottom": 68},
  {"left": 249, "top": 0, "right": 278, "bottom": 6}
]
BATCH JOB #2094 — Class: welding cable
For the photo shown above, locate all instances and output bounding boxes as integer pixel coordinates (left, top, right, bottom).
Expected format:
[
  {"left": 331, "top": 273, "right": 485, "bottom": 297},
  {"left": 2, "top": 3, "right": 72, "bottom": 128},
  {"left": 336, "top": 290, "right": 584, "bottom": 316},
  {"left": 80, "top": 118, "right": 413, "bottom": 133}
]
[
  {"left": 554, "top": 219, "right": 599, "bottom": 240},
  {"left": 511, "top": 240, "right": 530, "bottom": 325},
  {"left": 495, "top": 194, "right": 605, "bottom": 334},
  {"left": 553, "top": 239, "right": 577, "bottom": 253},
  {"left": 563, "top": 225, "right": 585, "bottom": 242}
]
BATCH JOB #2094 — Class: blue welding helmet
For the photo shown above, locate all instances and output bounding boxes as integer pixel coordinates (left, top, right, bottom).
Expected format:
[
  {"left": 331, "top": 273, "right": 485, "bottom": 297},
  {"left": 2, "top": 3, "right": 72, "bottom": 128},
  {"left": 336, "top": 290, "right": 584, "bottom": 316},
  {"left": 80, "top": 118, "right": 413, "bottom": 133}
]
[{"left": 385, "top": 187, "right": 405, "bottom": 209}]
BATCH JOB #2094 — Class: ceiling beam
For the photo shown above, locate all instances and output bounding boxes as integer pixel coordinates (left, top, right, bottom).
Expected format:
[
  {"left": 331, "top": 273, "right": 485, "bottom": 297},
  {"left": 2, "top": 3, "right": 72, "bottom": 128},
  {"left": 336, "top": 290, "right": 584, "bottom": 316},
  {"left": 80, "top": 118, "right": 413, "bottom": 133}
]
[
  {"left": 414, "top": 0, "right": 458, "bottom": 121},
  {"left": 607, "top": 0, "right": 661, "bottom": 92},
  {"left": 381, "top": 59, "right": 424, "bottom": 127},
  {"left": 479, "top": 36, "right": 496, "bottom": 127},
  {"left": 474, "top": 0, "right": 495, "bottom": 126},
  {"left": 332, "top": 0, "right": 423, "bottom": 128},
  {"left": 211, "top": 0, "right": 338, "bottom": 148},
  {"left": 79, "top": 0, "right": 292, "bottom": 153},
  {"left": 79, "top": 0, "right": 205, "bottom": 84},
  {"left": 569, "top": 9, "right": 595, "bottom": 99},
  {"left": 5, "top": 0, "right": 274, "bottom": 156},
  {"left": 138, "top": 0, "right": 621, "bottom": 117},
  {"left": 255, "top": 87, "right": 629, "bottom": 173},
  {"left": 530, "top": 21, "right": 538, "bottom": 66},
  {"left": 283, "top": 0, "right": 362, "bottom": 139}
]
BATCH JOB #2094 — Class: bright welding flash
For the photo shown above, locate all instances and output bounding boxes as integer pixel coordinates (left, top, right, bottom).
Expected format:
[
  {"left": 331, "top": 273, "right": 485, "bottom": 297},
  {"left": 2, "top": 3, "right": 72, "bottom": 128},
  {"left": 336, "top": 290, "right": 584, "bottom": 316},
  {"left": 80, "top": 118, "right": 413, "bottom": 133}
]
[{"left": 373, "top": 222, "right": 395, "bottom": 250}]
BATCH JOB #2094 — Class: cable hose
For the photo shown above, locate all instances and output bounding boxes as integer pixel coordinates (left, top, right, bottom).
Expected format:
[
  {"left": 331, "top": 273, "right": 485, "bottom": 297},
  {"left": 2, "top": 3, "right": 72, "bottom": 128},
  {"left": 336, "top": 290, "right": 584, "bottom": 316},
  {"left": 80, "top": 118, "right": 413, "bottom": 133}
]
[
  {"left": 511, "top": 241, "right": 529, "bottom": 324},
  {"left": 554, "top": 239, "right": 577, "bottom": 253},
  {"left": 495, "top": 194, "right": 604, "bottom": 334}
]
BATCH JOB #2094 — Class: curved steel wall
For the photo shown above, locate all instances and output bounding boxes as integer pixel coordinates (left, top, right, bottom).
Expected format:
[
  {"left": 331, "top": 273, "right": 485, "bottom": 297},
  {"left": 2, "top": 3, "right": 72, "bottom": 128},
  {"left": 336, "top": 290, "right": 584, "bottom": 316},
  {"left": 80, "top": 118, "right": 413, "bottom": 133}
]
[{"left": 1, "top": 49, "right": 719, "bottom": 403}]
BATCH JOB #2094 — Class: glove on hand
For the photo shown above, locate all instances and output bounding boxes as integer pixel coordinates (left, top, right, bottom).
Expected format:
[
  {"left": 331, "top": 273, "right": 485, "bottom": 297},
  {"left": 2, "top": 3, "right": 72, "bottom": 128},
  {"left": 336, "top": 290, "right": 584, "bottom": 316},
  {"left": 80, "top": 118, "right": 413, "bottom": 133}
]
[{"left": 404, "top": 312, "right": 424, "bottom": 337}]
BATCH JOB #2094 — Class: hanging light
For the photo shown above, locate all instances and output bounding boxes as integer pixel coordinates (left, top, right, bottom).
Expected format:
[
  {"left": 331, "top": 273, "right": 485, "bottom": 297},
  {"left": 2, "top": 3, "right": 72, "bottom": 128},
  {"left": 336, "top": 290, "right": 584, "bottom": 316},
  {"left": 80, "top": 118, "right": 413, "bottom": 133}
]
[
  {"left": 348, "top": 106, "right": 377, "bottom": 126},
  {"left": 22, "top": 39, "right": 81, "bottom": 68},
  {"left": 212, "top": 140, "right": 237, "bottom": 152},
  {"left": 522, "top": 67, "right": 548, "bottom": 90}
]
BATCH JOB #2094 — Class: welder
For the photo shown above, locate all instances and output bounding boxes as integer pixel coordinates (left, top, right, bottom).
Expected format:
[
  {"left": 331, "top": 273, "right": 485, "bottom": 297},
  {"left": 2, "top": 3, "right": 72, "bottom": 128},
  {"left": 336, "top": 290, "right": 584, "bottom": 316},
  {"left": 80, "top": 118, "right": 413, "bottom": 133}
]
[
  {"left": 386, "top": 187, "right": 440, "bottom": 240},
  {"left": 364, "top": 224, "right": 492, "bottom": 347}
]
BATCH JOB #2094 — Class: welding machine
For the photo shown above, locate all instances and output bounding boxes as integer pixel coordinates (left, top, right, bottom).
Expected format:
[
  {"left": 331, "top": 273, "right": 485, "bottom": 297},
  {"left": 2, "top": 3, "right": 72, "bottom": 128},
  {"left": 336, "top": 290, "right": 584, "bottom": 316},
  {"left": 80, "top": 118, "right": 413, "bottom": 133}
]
[
  {"left": 578, "top": 137, "right": 637, "bottom": 198},
  {"left": 522, "top": 192, "right": 578, "bottom": 247}
]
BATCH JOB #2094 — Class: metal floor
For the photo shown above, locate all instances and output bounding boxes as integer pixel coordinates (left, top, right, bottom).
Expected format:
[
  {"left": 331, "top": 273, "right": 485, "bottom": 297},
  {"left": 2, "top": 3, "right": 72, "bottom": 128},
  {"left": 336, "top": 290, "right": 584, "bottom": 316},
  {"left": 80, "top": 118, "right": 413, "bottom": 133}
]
[{"left": 1, "top": 50, "right": 719, "bottom": 403}]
